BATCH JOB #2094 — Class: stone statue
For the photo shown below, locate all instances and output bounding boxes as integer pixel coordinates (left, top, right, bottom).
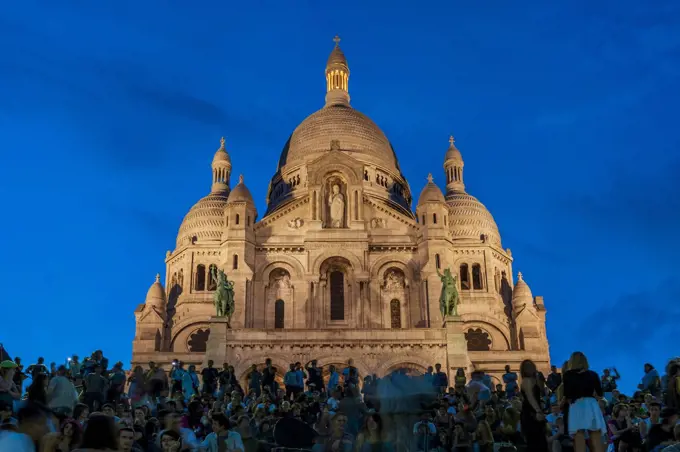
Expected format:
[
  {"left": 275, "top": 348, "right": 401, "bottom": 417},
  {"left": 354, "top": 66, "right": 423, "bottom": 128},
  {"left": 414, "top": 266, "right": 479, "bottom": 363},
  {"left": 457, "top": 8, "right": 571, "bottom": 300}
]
[
  {"left": 437, "top": 267, "right": 459, "bottom": 318},
  {"left": 211, "top": 266, "right": 235, "bottom": 326},
  {"left": 327, "top": 184, "right": 345, "bottom": 228}
]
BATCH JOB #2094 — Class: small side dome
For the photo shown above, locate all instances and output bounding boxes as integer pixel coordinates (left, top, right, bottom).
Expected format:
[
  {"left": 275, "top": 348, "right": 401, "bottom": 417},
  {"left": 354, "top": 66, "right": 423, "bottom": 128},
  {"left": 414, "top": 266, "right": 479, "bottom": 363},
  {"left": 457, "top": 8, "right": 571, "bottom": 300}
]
[
  {"left": 417, "top": 174, "right": 446, "bottom": 205},
  {"left": 227, "top": 175, "right": 255, "bottom": 205},
  {"left": 145, "top": 274, "right": 166, "bottom": 309},
  {"left": 512, "top": 272, "right": 533, "bottom": 303}
]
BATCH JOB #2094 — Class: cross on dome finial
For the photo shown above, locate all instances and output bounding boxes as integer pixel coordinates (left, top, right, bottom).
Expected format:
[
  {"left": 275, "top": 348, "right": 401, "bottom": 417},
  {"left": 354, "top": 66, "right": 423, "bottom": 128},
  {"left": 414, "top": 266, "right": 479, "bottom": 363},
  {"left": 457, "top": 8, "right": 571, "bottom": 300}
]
[
  {"left": 220, "top": 137, "right": 225, "bottom": 149},
  {"left": 155, "top": 273, "right": 161, "bottom": 283},
  {"left": 427, "top": 173, "right": 434, "bottom": 183},
  {"left": 333, "top": 35, "right": 341, "bottom": 46},
  {"left": 239, "top": 174, "right": 244, "bottom": 184},
  {"left": 449, "top": 135, "right": 455, "bottom": 146},
  {"left": 517, "top": 272, "right": 523, "bottom": 281}
]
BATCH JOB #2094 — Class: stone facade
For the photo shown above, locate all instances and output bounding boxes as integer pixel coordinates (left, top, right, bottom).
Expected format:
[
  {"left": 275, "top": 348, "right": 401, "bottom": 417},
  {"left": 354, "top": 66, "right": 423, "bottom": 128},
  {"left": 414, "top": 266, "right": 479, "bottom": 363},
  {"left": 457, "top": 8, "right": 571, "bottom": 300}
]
[{"left": 131, "top": 38, "right": 551, "bottom": 386}]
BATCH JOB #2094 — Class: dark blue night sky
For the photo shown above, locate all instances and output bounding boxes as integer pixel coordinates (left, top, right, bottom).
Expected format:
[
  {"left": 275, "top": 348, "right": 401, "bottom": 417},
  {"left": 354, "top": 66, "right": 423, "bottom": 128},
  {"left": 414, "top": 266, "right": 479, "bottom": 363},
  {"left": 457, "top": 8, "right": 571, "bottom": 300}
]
[{"left": 1, "top": 1, "right": 679, "bottom": 391}]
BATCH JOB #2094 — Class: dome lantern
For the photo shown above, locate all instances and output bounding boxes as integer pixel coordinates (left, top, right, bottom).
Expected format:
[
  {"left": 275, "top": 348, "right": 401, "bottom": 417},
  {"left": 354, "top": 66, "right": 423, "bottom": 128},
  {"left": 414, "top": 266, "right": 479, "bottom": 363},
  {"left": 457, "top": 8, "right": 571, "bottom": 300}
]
[
  {"left": 211, "top": 137, "right": 232, "bottom": 194},
  {"left": 325, "top": 35, "right": 350, "bottom": 107},
  {"left": 444, "top": 135, "right": 465, "bottom": 194}
]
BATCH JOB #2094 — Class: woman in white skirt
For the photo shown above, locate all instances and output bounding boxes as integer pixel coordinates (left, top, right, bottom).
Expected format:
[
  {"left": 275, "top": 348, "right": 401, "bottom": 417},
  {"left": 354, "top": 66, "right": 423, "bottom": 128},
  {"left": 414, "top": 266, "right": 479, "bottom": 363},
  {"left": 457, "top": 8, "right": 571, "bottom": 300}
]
[{"left": 563, "top": 351, "right": 607, "bottom": 452}]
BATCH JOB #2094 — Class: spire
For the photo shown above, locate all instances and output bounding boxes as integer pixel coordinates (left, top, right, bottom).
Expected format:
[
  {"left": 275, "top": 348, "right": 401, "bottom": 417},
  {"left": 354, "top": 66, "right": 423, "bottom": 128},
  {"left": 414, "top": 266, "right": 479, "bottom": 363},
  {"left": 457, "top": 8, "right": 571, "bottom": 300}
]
[
  {"left": 211, "top": 136, "right": 232, "bottom": 193},
  {"left": 443, "top": 134, "right": 465, "bottom": 194},
  {"left": 325, "top": 35, "right": 350, "bottom": 107}
]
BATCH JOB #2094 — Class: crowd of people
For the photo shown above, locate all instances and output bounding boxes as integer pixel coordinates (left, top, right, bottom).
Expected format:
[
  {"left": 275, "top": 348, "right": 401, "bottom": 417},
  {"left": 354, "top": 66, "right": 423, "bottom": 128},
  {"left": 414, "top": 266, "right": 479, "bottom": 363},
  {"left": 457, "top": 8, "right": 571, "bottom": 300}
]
[{"left": 0, "top": 349, "right": 679, "bottom": 452}]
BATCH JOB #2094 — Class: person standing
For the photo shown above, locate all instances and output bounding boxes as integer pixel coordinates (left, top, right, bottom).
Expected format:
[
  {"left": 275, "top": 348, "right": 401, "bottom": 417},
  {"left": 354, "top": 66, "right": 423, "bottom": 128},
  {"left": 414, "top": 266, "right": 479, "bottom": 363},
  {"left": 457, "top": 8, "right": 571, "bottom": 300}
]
[
  {"left": 261, "top": 359, "right": 277, "bottom": 396},
  {"left": 247, "top": 364, "right": 262, "bottom": 398},
  {"left": 47, "top": 365, "right": 78, "bottom": 417},
  {"left": 306, "top": 360, "right": 323, "bottom": 393},
  {"left": 201, "top": 360, "right": 219, "bottom": 396},
  {"left": 547, "top": 365, "right": 562, "bottom": 393},
  {"left": 563, "top": 351, "right": 605, "bottom": 452},
  {"left": 520, "top": 359, "right": 549, "bottom": 452},
  {"left": 433, "top": 363, "right": 448, "bottom": 394},
  {"left": 83, "top": 364, "right": 108, "bottom": 412}
]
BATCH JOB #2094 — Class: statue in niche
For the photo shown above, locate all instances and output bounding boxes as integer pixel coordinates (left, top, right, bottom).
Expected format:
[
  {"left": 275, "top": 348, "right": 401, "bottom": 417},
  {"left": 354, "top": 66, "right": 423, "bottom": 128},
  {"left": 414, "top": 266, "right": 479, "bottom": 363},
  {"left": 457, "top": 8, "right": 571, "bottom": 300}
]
[
  {"left": 325, "top": 179, "right": 346, "bottom": 228},
  {"left": 276, "top": 273, "right": 291, "bottom": 290},
  {"left": 384, "top": 270, "right": 404, "bottom": 291},
  {"left": 437, "top": 267, "right": 459, "bottom": 318}
]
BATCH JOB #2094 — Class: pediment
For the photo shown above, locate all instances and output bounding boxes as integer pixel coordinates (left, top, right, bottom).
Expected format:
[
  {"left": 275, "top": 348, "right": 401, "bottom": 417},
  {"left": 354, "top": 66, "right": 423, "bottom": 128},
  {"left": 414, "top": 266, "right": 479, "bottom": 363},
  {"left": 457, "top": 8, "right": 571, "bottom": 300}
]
[
  {"left": 514, "top": 302, "right": 540, "bottom": 322},
  {"left": 307, "top": 150, "right": 363, "bottom": 185},
  {"left": 138, "top": 305, "right": 165, "bottom": 324},
  {"left": 363, "top": 196, "right": 417, "bottom": 230},
  {"left": 256, "top": 196, "right": 310, "bottom": 234}
]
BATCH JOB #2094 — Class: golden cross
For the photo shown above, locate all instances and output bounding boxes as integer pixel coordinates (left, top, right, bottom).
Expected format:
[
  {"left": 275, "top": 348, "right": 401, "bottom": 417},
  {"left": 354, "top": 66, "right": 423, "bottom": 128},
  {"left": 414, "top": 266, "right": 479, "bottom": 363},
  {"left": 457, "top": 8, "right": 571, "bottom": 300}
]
[{"left": 333, "top": 35, "right": 341, "bottom": 46}]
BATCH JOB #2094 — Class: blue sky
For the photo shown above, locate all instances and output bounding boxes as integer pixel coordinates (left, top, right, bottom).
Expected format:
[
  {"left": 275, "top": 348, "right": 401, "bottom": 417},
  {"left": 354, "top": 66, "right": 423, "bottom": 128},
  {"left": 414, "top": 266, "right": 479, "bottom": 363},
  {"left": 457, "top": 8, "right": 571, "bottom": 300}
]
[{"left": 1, "top": 1, "right": 679, "bottom": 392}]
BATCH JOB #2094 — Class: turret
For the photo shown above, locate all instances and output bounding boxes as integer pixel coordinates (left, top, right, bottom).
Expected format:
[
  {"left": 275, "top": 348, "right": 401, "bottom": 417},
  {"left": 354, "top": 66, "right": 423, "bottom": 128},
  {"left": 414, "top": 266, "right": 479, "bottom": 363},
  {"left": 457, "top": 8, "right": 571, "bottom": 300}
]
[
  {"left": 512, "top": 272, "right": 545, "bottom": 352},
  {"left": 133, "top": 274, "right": 167, "bottom": 353},
  {"left": 325, "top": 35, "right": 350, "bottom": 107},
  {"left": 416, "top": 174, "right": 449, "bottom": 325},
  {"left": 444, "top": 136, "right": 464, "bottom": 194},
  {"left": 212, "top": 137, "right": 232, "bottom": 193},
  {"left": 416, "top": 173, "right": 448, "bottom": 238},
  {"left": 222, "top": 175, "right": 257, "bottom": 328}
]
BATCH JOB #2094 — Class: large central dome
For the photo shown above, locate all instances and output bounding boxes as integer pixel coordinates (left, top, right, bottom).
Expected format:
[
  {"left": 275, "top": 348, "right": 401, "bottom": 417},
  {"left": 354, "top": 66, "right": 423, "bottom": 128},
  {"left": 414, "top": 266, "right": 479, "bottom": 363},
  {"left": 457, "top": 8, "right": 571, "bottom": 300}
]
[
  {"left": 278, "top": 104, "right": 399, "bottom": 171},
  {"left": 276, "top": 37, "right": 401, "bottom": 174}
]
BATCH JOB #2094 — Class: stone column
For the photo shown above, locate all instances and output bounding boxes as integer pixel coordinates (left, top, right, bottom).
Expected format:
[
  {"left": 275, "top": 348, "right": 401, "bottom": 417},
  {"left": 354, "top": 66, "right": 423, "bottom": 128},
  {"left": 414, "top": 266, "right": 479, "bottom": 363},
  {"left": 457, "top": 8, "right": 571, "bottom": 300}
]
[{"left": 444, "top": 316, "right": 471, "bottom": 384}]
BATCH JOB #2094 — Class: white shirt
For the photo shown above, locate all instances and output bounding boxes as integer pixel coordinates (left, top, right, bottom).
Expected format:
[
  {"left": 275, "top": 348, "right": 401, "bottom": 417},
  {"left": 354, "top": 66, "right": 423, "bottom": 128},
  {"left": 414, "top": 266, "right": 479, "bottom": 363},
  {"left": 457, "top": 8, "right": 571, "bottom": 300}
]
[
  {"left": 48, "top": 375, "right": 78, "bottom": 410},
  {"left": 0, "top": 431, "right": 35, "bottom": 452}
]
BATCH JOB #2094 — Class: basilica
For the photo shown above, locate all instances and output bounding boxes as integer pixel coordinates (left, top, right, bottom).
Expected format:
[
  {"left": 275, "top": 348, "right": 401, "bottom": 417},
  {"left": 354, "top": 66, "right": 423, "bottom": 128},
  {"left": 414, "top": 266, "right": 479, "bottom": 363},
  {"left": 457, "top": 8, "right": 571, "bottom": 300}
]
[{"left": 132, "top": 38, "right": 551, "bottom": 385}]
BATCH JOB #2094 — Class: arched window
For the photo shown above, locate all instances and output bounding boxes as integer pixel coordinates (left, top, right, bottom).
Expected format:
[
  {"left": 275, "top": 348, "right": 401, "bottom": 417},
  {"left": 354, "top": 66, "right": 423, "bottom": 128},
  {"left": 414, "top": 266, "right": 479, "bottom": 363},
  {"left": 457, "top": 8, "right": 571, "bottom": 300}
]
[
  {"left": 247, "top": 216, "right": 250, "bottom": 226},
  {"left": 232, "top": 254, "right": 239, "bottom": 270},
  {"left": 188, "top": 328, "right": 210, "bottom": 352},
  {"left": 444, "top": 215, "right": 447, "bottom": 226},
  {"left": 235, "top": 214, "right": 240, "bottom": 225},
  {"left": 435, "top": 254, "right": 441, "bottom": 269},
  {"left": 330, "top": 271, "right": 344, "bottom": 321},
  {"left": 207, "top": 264, "right": 218, "bottom": 291},
  {"left": 421, "top": 215, "right": 426, "bottom": 225},
  {"left": 390, "top": 299, "right": 401, "bottom": 328},
  {"left": 178, "top": 268, "right": 184, "bottom": 288},
  {"left": 459, "top": 264, "right": 470, "bottom": 290},
  {"left": 472, "top": 264, "right": 483, "bottom": 290},
  {"left": 465, "top": 328, "right": 491, "bottom": 351},
  {"left": 274, "top": 300, "right": 285, "bottom": 329},
  {"left": 433, "top": 213, "right": 437, "bottom": 224},
  {"left": 195, "top": 264, "right": 206, "bottom": 291}
]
